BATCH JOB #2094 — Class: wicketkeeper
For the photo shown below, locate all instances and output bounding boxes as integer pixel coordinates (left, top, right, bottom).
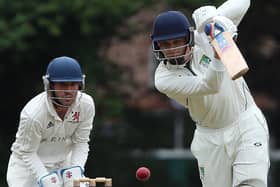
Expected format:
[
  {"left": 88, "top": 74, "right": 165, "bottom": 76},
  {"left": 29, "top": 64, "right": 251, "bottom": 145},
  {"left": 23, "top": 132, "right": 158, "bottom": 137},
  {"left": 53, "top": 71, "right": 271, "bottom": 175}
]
[{"left": 7, "top": 56, "right": 95, "bottom": 187}]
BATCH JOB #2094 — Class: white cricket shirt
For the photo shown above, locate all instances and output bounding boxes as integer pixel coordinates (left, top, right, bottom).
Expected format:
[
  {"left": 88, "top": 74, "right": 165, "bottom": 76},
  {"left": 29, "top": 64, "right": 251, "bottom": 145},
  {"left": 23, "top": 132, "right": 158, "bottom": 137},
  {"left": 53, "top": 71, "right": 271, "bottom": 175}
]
[
  {"left": 155, "top": 0, "right": 254, "bottom": 128},
  {"left": 154, "top": 32, "right": 256, "bottom": 128},
  {"left": 10, "top": 91, "right": 95, "bottom": 180}
]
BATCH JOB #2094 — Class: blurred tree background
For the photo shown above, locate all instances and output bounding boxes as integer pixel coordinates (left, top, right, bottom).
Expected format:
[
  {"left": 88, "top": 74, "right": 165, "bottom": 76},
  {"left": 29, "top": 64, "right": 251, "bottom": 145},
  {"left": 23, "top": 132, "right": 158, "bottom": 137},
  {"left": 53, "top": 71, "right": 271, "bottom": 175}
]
[{"left": 0, "top": 0, "right": 279, "bottom": 186}]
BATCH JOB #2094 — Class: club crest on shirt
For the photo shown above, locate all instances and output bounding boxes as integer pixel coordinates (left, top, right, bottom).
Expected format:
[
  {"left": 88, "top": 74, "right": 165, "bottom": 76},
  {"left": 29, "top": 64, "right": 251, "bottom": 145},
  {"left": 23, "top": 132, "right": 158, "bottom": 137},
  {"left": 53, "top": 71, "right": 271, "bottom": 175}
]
[
  {"left": 199, "top": 54, "right": 211, "bottom": 68},
  {"left": 71, "top": 111, "right": 80, "bottom": 122}
]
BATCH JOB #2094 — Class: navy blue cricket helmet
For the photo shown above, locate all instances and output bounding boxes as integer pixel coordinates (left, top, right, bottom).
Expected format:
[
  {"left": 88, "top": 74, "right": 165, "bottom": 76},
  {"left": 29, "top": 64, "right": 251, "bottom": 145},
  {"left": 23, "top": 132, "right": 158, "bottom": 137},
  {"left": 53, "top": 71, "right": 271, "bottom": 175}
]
[
  {"left": 151, "top": 11, "right": 193, "bottom": 42},
  {"left": 46, "top": 56, "right": 84, "bottom": 82},
  {"left": 43, "top": 56, "right": 85, "bottom": 90},
  {"left": 151, "top": 11, "right": 194, "bottom": 66}
]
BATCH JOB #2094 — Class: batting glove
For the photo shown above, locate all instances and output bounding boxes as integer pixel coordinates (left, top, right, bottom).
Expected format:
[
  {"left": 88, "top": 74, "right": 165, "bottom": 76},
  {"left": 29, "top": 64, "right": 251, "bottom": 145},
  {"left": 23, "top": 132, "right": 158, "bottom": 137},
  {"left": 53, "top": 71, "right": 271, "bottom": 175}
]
[
  {"left": 61, "top": 165, "right": 86, "bottom": 187},
  {"left": 192, "top": 6, "right": 218, "bottom": 33},
  {"left": 38, "top": 171, "right": 62, "bottom": 187}
]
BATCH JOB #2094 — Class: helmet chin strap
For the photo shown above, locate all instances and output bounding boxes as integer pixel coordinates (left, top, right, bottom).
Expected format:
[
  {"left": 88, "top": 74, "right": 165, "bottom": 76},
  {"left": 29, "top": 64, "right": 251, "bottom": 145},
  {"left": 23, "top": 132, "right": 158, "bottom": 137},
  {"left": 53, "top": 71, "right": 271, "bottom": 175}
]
[
  {"left": 165, "top": 48, "right": 193, "bottom": 69},
  {"left": 52, "top": 99, "right": 71, "bottom": 108},
  {"left": 48, "top": 90, "right": 74, "bottom": 108},
  {"left": 48, "top": 90, "right": 84, "bottom": 109},
  {"left": 168, "top": 56, "right": 186, "bottom": 65}
]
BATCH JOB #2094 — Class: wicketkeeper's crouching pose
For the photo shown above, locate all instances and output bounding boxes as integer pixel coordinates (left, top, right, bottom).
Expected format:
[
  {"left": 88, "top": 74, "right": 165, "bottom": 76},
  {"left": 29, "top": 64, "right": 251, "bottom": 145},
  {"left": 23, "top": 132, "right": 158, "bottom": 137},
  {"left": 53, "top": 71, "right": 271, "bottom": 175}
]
[
  {"left": 7, "top": 56, "right": 95, "bottom": 187},
  {"left": 151, "top": 0, "right": 270, "bottom": 186}
]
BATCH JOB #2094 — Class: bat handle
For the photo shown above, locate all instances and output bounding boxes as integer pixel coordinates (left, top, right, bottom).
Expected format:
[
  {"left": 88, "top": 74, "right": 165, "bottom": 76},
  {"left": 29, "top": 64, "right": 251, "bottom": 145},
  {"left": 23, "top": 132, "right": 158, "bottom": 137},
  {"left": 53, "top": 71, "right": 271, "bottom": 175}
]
[
  {"left": 204, "top": 22, "right": 225, "bottom": 39},
  {"left": 204, "top": 23, "right": 213, "bottom": 36},
  {"left": 214, "top": 22, "right": 224, "bottom": 32}
]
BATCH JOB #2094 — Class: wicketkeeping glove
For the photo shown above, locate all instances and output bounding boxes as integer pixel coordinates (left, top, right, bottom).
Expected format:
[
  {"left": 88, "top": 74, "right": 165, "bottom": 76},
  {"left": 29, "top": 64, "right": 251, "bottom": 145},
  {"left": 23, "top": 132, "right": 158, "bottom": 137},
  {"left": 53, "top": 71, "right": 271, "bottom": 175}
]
[
  {"left": 61, "top": 166, "right": 85, "bottom": 187},
  {"left": 38, "top": 171, "right": 61, "bottom": 187}
]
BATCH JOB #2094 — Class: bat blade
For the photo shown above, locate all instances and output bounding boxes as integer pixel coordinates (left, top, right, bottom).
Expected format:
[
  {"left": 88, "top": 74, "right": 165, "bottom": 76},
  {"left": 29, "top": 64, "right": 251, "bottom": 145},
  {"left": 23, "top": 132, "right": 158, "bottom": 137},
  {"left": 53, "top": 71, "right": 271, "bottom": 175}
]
[{"left": 211, "top": 31, "right": 249, "bottom": 80}]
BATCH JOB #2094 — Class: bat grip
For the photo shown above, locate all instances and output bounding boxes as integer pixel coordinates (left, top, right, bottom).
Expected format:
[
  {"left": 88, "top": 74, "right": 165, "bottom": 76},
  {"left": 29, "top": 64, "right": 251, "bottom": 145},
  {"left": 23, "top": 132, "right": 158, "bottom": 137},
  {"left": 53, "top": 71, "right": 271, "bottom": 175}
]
[
  {"left": 214, "top": 22, "right": 224, "bottom": 32},
  {"left": 204, "top": 22, "right": 225, "bottom": 39}
]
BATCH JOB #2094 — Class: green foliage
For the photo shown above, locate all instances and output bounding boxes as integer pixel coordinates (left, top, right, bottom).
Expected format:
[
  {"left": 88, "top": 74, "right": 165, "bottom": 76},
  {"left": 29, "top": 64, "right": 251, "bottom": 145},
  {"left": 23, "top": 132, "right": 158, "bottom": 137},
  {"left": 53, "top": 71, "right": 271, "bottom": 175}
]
[{"left": 0, "top": 0, "right": 150, "bottom": 51}]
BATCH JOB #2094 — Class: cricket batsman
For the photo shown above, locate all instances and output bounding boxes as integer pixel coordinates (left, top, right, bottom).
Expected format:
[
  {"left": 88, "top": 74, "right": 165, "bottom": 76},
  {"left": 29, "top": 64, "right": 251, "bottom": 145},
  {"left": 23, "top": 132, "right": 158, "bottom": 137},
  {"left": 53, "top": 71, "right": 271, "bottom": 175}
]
[
  {"left": 151, "top": 0, "right": 270, "bottom": 186},
  {"left": 7, "top": 56, "right": 95, "bottom": 187}
]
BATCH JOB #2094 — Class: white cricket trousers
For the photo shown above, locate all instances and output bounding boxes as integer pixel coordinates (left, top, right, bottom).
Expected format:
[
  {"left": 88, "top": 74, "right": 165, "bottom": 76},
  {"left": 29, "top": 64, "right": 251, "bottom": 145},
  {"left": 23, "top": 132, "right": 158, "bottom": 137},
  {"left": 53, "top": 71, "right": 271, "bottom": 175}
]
[{"left": 190, "top": 106, "right": 270, "bottom": 187}]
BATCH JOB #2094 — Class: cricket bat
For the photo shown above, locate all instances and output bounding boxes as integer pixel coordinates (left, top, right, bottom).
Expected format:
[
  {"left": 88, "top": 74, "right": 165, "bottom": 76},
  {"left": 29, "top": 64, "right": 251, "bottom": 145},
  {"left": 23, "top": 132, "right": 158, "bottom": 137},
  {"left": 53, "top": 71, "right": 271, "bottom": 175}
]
[{"left": 205, "top": 23, "right": 249, "bottom": 80}]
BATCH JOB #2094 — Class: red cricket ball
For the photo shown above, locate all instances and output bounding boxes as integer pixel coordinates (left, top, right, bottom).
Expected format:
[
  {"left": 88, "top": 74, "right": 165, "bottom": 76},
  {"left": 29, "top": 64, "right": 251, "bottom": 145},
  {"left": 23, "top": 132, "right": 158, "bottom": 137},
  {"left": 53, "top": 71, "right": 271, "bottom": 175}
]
[{"left": 136, "top": 166, "right": 151, "bottom": 181}]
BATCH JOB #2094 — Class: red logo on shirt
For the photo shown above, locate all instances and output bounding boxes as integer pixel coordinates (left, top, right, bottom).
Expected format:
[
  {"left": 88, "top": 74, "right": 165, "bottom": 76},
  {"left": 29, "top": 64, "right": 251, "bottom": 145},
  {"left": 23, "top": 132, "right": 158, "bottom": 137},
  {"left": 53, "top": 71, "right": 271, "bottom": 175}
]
[{"left": 72, "top": 111, "right": 80, "bottom": 122}]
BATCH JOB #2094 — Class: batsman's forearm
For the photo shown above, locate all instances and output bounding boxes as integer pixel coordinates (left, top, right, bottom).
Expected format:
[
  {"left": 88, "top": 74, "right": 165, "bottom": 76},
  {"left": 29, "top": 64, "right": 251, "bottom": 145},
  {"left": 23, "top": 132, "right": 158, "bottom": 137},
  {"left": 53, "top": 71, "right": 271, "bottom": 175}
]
[
  {"left": 154, "top": 61, "right": 225, "bottom": 97},
  {"left": 217, "top": 0, "right": 250, "bottom": 26}
]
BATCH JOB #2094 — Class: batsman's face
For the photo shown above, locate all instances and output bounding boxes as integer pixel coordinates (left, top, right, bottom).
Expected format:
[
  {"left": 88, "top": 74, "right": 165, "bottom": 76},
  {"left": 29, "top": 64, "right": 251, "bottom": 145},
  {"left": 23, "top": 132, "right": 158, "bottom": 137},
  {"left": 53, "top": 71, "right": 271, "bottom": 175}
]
[
  {"left": 158, "top": 38, "right": 190, "bottom": 58},
  {"left": 52, "top": 82, "right": 80, "bottom": 106}
]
